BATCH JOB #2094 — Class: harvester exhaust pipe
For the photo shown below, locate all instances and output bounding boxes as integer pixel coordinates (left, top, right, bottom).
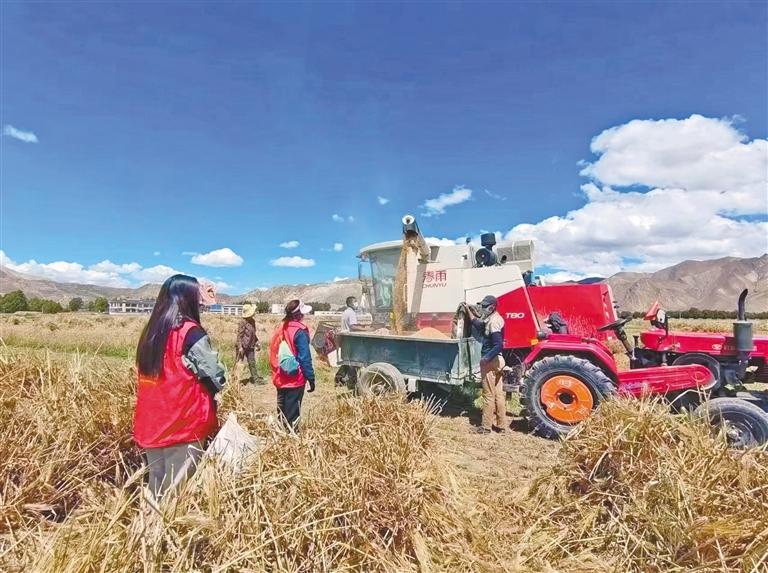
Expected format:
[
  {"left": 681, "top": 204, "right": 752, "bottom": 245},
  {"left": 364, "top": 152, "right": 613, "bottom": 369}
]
[
  {"left": 402, "top": 214, "right": 431, "bottom": 261},
  {"left": 733, "top": 288, "right": 753, "bottom": 379}
]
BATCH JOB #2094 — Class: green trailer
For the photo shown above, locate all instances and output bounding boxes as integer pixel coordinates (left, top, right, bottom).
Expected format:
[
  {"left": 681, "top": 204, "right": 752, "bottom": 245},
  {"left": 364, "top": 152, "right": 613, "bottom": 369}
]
[{"left": 337, "top": 332, "right": 483, "bottom": 394}]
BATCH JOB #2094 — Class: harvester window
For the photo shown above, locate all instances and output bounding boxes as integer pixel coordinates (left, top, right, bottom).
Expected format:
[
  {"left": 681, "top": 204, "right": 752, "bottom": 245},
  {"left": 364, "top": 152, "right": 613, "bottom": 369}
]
[{"left": 369, "top": 249, "right": 399, "bottom": 311}]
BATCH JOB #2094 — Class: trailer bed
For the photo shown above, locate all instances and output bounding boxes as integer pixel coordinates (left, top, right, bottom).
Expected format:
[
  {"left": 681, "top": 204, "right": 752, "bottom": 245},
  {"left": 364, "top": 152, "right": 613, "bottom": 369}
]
[{"left": 338, "top": 332, "right": 482, "bottom": 385}]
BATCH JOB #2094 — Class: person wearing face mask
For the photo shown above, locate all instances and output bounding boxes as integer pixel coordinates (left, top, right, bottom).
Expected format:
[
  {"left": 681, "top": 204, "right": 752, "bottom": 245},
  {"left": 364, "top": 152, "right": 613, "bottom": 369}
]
[
  {"left": 469, "top": 295, "right": 507, "bottom": 434},
  {"left": 335, "top": 296, "right": 367, "bottom": 387}
]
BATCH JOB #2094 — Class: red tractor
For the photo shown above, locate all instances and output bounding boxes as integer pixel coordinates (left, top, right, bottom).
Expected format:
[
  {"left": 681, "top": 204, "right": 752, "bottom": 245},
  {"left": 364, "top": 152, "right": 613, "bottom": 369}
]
[{"left": 629, "top": 289, "right": 768, "bottom": 447}]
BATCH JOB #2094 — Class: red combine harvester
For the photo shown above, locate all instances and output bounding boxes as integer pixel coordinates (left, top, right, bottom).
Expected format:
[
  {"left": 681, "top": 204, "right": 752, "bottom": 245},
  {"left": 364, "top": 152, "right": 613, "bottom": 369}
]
[{"left": 337, "top": 215, "right": 765, "bottom": 446}]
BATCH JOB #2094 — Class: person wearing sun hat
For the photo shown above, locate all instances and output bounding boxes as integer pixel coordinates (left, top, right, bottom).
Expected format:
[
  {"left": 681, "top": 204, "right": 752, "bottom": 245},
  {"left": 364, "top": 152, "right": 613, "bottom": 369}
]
[
  {"left": 268, "top": 299, "right": 315, "bottom": 430},
  {"left": 236, "top": 303, "right": 264, "bottom": 384}
]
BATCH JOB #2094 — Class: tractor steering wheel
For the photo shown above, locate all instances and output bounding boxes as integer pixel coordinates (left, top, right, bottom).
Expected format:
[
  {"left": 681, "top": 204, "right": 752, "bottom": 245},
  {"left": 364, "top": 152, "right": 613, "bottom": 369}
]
[{"left": 597, "top": 316, "right": 633, "bottom": 332}]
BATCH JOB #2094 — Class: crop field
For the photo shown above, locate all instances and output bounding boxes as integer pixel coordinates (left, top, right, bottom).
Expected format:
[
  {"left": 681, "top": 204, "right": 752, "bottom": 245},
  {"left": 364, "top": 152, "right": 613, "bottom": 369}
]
[{"left": 1, "top": 313, "right": 767, "bottom": 572}]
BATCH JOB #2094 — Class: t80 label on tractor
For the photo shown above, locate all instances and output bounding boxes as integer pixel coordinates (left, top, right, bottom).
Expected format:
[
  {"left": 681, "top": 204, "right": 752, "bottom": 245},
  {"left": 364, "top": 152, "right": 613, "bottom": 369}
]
[{"left": 505, "top": 312, "right": 526, "bottom": 319}]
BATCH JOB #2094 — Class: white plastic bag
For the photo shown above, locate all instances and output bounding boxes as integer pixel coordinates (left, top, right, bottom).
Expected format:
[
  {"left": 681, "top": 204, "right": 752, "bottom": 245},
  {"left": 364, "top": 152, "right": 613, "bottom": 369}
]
[{"left": 206, "top": 413, "right": 260, "bottom": 473}]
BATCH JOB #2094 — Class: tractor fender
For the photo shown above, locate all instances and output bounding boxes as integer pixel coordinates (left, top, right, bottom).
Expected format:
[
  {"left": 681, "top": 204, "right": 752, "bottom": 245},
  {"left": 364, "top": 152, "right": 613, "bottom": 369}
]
[{"left": 523, "top": 337, "right": 619, "bottom": 379}]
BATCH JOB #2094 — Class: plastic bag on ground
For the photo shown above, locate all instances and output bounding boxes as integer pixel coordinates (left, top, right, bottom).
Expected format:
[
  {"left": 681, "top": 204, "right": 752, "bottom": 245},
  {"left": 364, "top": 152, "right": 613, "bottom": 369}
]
[{"left": 206, "top": 413, "right": 260, "bottom": 473}]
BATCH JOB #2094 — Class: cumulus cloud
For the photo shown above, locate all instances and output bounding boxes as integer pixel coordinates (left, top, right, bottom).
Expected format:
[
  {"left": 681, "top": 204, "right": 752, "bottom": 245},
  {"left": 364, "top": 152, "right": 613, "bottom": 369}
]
[
  {"left": 270, "top": 256, "right": 316, "bottom": 268},
  {"left": 332, "top": 214, "right": 355, "bottom": 223},
  {"left": 3, "top": 124, "right": 38, "bottom": 143},
  {"left": 0, "top": 251, "right": 184, "bottom": 288},
  {"left": 499, "top": 115, "right": 768, "bottom": 277},
  {"left": 333, "top": 243, "right": 344, "bottom": 252},
  {"left": 190, "top": 247, "right": 244, "bottom": 267},
  {"left": 424, "top": 236, "right": 462, "bottom": 247},
  {"left": 280, "top": 241, "right": 300, "bottom": 249},
  {"left": 422, "top": 186, "right": 473, "bottom": 217},
  {"left": 153, "top": 251, "right": 161, "bottom": 256},
  {"left": 333, "top": 276, "right": 350, "bottom": 282},
  {"left": 377, "top": 196, "right": 390, "bottom": 205}
]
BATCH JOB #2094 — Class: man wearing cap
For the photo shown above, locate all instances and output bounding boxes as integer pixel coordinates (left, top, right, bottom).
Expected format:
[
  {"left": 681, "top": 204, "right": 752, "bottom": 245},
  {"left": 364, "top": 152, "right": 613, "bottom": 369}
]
[
  {"left": 471, "top": 295, "right": 507, "bottom": 434},
  {"left": 236, "top": 303, "right": 264, "bottom": 384}
]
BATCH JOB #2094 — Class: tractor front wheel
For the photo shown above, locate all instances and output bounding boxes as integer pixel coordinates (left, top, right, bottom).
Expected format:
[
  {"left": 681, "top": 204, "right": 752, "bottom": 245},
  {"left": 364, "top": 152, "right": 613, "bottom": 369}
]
[
  {"left": 520, "top": 355, "right": 616, "bottom": 439},
  {"left": 696, "top": 398, "right": 768, "bottom": 449}
]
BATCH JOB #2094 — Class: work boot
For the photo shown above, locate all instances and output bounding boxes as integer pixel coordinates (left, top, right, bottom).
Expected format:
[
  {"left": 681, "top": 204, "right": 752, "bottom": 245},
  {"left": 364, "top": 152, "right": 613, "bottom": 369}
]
[
  {"left": 492, "top": 425, "right": 506, "bottom": 434},
  {"left": 475, "top": 427, "right": 492, "bottom": 435}
]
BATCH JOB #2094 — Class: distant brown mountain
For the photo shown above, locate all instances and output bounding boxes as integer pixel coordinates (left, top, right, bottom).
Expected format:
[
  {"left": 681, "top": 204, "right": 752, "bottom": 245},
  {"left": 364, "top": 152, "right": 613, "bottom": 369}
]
[
  {"left": 606, "top": 255, "right": 768, "bottom": 312},
  {"left": 2, "top": 255, "right": 766, "bottom": 312}
]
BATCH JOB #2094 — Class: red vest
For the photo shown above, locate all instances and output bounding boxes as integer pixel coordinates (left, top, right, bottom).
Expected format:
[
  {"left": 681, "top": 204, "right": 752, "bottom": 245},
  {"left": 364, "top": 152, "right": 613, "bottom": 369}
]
[
  {"left": 269, "top": 320, "right": 309, "bottom": 389},
  {"left": 133, "top": 320, "right": 218, "bottom": 449}
]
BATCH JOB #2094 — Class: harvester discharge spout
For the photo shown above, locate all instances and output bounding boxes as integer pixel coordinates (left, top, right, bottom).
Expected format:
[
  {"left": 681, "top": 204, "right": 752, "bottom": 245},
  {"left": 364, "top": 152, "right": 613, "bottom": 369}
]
[{"left": 401, "top": 214, "right": 431, "bottom": 262}]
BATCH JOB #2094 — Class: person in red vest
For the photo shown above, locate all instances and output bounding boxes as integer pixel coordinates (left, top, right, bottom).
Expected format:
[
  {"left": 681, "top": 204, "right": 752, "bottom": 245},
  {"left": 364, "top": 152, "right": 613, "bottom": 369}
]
[
  {"left": 133, "top": 274, "right": 225, "bottom": 500},
  {"left": 269, "top": 299, "right": 315, "bottom": 430}
]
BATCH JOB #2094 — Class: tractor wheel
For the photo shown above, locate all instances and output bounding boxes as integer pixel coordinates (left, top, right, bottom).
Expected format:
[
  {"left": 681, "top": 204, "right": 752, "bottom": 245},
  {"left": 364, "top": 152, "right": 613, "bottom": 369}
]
[
  {"left": 695, "top": 398, "right": 768, "bottom": 449},
  {"left": 356, "top": 362, "right": 407, "bottom": 396},
  {"left": 520, "top": 355, "right": 616, "bottom": 439},
  {"left": 672, "top": 353, "right": 722, "bottom": 391}
]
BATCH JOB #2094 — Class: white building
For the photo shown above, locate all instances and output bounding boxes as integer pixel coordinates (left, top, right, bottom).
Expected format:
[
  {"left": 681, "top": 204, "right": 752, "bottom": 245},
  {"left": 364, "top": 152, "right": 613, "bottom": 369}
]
[
  {"left": 204, "top": 304, "right": 244, "bottom": 316},
  {"left": 109, "top": 300, "right": 154, "bottom": 314}
]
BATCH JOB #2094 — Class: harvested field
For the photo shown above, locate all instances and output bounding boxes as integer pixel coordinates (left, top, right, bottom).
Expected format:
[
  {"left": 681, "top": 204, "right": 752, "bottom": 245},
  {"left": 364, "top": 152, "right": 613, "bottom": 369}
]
[{"left": 1, "top": 314, "right": 767, "bottom": 571}]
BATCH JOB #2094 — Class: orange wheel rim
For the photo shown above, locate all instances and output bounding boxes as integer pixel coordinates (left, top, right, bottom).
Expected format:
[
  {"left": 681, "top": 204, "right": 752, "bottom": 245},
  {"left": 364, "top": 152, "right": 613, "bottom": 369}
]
[{"left": 540, "top": 375, "right": 594, "bottom": 424}]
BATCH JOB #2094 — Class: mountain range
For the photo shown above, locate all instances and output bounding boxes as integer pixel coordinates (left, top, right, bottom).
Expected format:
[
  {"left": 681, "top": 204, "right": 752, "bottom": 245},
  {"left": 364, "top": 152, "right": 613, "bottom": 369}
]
[{"left": 1, "top": 255, "right": 766, "bottom": 312}]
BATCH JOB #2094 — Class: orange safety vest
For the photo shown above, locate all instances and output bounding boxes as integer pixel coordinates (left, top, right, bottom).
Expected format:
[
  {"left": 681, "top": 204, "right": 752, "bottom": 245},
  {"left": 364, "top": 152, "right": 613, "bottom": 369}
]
[
  {"left": 269, "top": 320, "right": 309, "bottom": 389},
  {"left": 133, "top": 320, "right": 218, "bottom": 449}
]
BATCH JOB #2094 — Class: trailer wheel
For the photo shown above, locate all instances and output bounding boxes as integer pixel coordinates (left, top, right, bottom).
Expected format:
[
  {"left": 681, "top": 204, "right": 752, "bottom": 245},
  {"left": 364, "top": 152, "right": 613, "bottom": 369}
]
[
  {"left": 695, "top": 398, "right": 768, "bottom": 449},
  {"left": 357, "top": 362, "right": 407, "bottom": 396},
  {"left": 672, "top": 353, "right": 722, "bottom": 391},
  {"left": 520, "top": 355, "right": 616, "bottom": 439}
]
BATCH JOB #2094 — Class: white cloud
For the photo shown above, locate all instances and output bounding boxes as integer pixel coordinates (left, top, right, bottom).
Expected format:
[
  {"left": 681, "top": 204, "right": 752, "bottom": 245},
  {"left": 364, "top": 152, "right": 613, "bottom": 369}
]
[
  {"left": 333, "top": 276, "right": 350, "bottom": 282},
  {"left": 270, "top": 256, "right": 316, "bottom": 268},
  {"left": 333, "top": 243, "right": 344, "bottom": 252},
  {"left": 198, "top": 277, "right": 232, "bottom": 293},
  {"left": 132, "top": 265, "right": 182, "bottom": 284},
  {"left": 377, "top": 196, "right": 390, "bottom": 205},
  {"left": 498, "top": 115, "right": 768, "bottom": 276},
  {"left": 90, "top": 260, "right": 142, "bottom": 274},
  {"left": 484, "top": 189, "right": 506, "bottom": 201},
  {"left": 190, "top": 247, "right": 244, "bottom": 267},
  {"left": 348, "top": 215, "right": 355, "bottom": 222},
  {"left": 3, "top": 125, "right": 38, "bottom": 143},
  {"left": 332, "top": 214, "right": 355, "bottom": 223},
  {"left": 425, "top": 236, "right": 462, "bottom": 246},
  {"left": 0, "top": 250, "right": 188, "bottom": 288},
  {"left": 422, "top": 186, "right": 473, "bottom": 217},
  {"left": 280, "top": 241, "right": 300, "bottom": 249}
]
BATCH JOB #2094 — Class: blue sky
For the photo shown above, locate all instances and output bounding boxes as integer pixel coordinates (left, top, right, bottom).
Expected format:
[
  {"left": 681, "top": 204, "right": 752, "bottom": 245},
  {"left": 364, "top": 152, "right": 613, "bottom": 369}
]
[{"left": 1, "top": 1, "right": 766, "bottom": 292}]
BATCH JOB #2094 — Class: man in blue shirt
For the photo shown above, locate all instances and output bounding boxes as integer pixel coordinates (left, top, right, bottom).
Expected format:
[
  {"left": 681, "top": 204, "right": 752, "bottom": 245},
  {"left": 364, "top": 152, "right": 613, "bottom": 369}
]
[{"left": 471, "top": 295, "right": 507, "bottom": 434}]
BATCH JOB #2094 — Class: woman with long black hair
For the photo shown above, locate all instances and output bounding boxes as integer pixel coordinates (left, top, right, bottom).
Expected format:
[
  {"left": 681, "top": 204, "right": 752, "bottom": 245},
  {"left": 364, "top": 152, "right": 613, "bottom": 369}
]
[{"left": 133, "top": 274, "right": 225, "bottom": 500}]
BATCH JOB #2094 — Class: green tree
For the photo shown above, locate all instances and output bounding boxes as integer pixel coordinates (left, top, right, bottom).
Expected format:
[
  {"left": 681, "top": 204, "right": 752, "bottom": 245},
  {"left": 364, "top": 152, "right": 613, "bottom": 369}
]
[
  {"left": 41, "top": 300, "right": 64, "bottom": 314},
  {"left": 0, "top": 290, "right": 29, "bottom": 313},
  {"left": 28, "top": 297, "right": 44, "bottom": 312},
  {"left": 255, "top": 301, "right": 271, "bottom": 314},
  {"left": 307, "top": 302, "right": 330, "bottom": 312},
  {"left": 86, "top": 300, "right": 96, "bottom": 312},
  {"left": 93, "top": 297, "right": 109, "bottom": 313},
  {"left": 68, "top": 297, "right": 84, "bottom": 312}
]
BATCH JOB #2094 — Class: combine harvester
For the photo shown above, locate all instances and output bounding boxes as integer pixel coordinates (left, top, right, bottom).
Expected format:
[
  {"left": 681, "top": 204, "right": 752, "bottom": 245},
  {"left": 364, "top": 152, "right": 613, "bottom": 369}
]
[{"left": 337, "top": 215, "right": 768, "bottom": 447}]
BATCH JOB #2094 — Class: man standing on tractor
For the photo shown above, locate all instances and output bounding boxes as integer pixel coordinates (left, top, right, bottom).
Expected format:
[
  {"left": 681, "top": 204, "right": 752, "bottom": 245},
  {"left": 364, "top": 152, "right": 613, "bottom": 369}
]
[{"left": 470, "top": 295, "right": 507, "bottom": 434}]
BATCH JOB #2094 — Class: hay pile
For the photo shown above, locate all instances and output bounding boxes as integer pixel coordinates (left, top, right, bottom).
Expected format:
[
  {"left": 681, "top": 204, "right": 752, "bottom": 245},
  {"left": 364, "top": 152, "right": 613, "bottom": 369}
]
[
  {"left": 514, "top": 398, "right": 768, "bottom": 572},
  {"left": 0, "top": 352, "right": 140, "bottom": 534}
]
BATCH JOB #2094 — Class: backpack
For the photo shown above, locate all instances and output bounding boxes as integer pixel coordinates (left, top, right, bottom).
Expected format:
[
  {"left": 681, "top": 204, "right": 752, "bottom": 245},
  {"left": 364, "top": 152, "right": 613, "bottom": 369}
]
[{"left": 277, "top": 335, "right": 300, "bottom": 375}]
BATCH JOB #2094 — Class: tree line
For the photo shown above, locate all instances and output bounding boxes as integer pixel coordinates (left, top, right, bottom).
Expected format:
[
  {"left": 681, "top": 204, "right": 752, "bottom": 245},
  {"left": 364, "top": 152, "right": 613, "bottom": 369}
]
[{"left": 0, "top": 291, "right": 109, "bottom": 314}]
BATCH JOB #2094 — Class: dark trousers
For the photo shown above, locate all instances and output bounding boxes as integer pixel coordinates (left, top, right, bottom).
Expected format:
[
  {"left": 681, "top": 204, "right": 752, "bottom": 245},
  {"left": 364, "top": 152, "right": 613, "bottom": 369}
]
[
  {"left": 277, "top": 386, "right": 305, "bottom": 430},
  {"left": 244, "top": 349, "right": 260, "bottom": 381}
]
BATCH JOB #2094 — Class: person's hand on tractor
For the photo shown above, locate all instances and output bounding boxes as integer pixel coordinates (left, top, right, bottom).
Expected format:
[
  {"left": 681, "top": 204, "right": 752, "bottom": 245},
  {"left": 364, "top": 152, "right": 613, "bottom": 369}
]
[{"left": 307, "top": 379, "right": 316, "bottom": 393}]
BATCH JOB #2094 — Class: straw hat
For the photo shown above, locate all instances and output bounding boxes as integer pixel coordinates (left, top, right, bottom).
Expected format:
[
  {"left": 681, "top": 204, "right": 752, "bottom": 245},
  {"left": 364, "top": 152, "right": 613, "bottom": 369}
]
[{"left": 242, "top": 303, "right": 257, "bottom": 318}]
